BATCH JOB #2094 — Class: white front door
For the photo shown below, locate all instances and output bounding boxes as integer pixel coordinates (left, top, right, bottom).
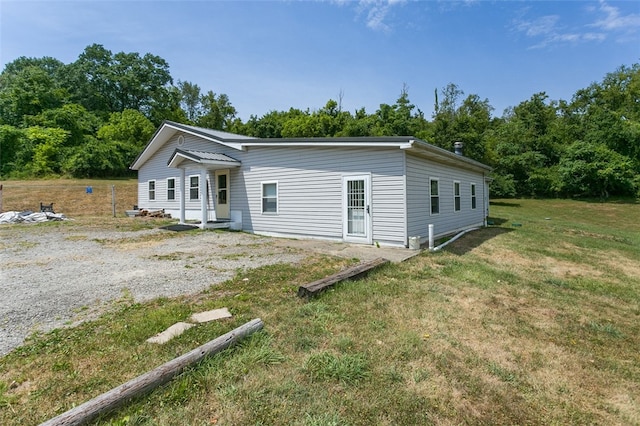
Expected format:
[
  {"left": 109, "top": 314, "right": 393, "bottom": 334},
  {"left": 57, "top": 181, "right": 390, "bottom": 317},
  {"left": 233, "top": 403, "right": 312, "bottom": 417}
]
[
  {"left": 342, "top": 175, "right": 372, "bottom": 244},
  {"left": 215, "top": 170, "right": 230, "bottom": 219}
]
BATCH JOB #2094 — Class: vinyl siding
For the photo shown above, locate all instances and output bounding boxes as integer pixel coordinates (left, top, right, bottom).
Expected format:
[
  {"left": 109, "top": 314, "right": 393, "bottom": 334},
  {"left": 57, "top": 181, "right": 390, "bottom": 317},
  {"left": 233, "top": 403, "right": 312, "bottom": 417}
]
[
  {"left": 137, "top": 133, "right": 240, "bottom": 213},
  {"left": 137, "top": 133, "right": 407, "bottom": 245},
  {"left": 406, "top": 153, "right": 486, "bottom": 241},
  {"left": 236, "top": 146, "right": 406, "bottom": 245}
]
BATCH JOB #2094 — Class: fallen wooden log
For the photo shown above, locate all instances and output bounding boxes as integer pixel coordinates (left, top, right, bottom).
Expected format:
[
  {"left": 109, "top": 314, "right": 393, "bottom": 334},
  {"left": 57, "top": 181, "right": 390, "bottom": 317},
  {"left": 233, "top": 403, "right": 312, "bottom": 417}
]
[
  {"left": 297, "top": 257, "right": 389, "bottom": 298},
  {"left": 40, "top": 318, "right": 264, "bottom": 426}
]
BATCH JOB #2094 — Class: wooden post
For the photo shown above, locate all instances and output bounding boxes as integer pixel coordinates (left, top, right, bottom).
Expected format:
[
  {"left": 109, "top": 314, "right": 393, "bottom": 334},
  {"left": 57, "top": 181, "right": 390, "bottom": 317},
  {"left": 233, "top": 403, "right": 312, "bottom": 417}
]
[
  {"left": 298, "top": 257, "right": 389, "bottom": 298},
  {"left": 0, "top": 184, "right": 3, "bottom": 213},
  {"left": 111, "top": 185, "right": 116, "bottom": 218},
  {"left": 40, "top": 318, "right": 264, "bottom": 426}
]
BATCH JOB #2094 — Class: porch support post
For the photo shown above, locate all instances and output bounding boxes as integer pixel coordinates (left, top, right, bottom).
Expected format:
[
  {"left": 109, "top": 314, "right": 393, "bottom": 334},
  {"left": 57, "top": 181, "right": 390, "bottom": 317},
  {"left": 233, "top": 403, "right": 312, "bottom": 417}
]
[
  {"left": 179, "top": 168, "right": 186, "bottom": 224},
  {"left": 200, "top": 168, "right": 208, "bottom": 228}
]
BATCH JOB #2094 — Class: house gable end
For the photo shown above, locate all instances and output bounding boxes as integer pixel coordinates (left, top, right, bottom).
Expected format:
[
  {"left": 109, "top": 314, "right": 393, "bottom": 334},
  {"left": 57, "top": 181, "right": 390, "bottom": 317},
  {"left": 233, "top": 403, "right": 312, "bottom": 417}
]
[{"left": 130, "top": 121, "right": 252, "bottom": 170}]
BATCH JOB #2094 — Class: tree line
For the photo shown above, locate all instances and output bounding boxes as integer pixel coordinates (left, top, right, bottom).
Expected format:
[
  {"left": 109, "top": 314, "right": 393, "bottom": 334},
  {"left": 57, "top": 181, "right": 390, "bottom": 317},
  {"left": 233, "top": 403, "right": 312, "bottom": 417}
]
[{"left": 1, "top": 44, "right": 638, "bottom": 198}]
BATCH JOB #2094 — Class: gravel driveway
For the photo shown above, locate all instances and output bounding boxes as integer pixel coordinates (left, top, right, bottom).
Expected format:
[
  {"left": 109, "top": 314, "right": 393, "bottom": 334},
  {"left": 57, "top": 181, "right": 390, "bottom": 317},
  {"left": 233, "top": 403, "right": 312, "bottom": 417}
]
[{"left": 0, "top": 224, "right": 304, "bottom": 356}]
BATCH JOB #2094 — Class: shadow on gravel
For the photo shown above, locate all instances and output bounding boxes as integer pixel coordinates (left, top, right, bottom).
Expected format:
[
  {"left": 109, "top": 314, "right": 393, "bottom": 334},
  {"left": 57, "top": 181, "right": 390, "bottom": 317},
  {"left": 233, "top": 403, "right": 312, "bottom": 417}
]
[{"left": 160, "top": 224, "right": 199, "bottom": 232}]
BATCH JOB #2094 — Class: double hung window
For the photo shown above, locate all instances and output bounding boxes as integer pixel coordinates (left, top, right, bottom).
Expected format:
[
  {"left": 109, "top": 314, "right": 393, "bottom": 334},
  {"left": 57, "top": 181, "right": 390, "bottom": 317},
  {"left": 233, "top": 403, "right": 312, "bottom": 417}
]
[
  {"left": 167, "top": 178, "right": 175, "bottom": 200},
  {"left": 430, "top": 179, "right": 439, "bottom": 215},
  {"left": 262, "top": 182, "right": 278, "bottom": 213},
  {"left": 189, "top": 176, "right": 199, "bottom": 200},
  {"left": 148, "top": 180, "right": 156, "bottom": 201}
]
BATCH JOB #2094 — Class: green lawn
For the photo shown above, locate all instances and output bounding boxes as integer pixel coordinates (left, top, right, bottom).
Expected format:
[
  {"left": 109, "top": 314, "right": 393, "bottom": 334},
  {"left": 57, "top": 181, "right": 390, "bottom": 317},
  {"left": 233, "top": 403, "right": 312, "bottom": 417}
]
[{"left": 1, "top": 198, "right": 638, "bottom": 425}]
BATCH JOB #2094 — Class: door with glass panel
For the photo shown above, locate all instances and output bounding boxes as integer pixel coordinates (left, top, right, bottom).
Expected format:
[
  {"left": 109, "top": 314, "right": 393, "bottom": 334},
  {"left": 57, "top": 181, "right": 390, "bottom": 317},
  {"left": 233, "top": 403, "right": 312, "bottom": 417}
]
[
  {"left": 342, "top": 175, "right": 372, "bottom": 244},
  {"left": 214, "top": 170, "right": 230, "bottom": 219}
]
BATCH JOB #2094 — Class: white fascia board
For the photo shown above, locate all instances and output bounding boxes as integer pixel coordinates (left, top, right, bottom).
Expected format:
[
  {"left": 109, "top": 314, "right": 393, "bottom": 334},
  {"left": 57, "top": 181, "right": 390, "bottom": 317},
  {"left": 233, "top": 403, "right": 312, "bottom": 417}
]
[
  {"left": 164, "top": 123, "right": 245, "bottom": 150},
  {"left": 168, "top": 155, "right": 240, "bottom": 169},
  {"left": 407, "top": 140, "right": 492, "bottom": 172},
  {"left": 199, "top": 159, "right": 241, "bottom": 167},
  {"left": 240, "top": 141, "right": 407, "bottom": 148},
  {"left": 131, "top": 125, "right": 176, "bottom": 170}
]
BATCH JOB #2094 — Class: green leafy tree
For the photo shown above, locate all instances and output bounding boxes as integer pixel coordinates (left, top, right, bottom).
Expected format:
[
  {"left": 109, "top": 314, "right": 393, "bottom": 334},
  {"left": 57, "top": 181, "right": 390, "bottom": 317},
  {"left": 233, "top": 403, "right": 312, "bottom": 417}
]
[
  {"left": 431, "top": 83, "right": 464, "bottom": 149},
  {"left": 280, "top": 100, "right": 348, "bottom": 137},
  {"left": 26, "top": 103, "right": 101, "bottom": 146},
  {"left": 452, "top": 94, "right": 494, "bottom": 163},
  {"left": 240, "top": 109, "right": 305, "bottom": 138},
  {"left": 197, "top": 92, "right": 238, "bottom": 130},
  {"left": 146, "top": 85, "right": 187, "bottom": 126},
  {"left": 558, "top": 142, "right": 636, "bottom": 197},
  {"left": 0, "top": 125, "right": 25, "bottom": 177},
  {"left": 97, "top": 109, "right": 155, "bottom": 170},
  {"left": 21, "top": 127, "right": 69, "bottom": 176},
  {"left": 338, "top": 107, "right": 376, "bottom": 137},
  {"left": 65, "top": 44, "right": 173, "bottom": 117},
  {"left": 64, "top": 136, "right": 126, "bottom": 178},
  {"left": 177, "top": 80, "right": 202, "bottom": 123},
  {"left": 0, "top": 64, "right": 68, "bottom": 126},
  {"left": 488, "top": 93, "right": 562, "bottom": 196}
]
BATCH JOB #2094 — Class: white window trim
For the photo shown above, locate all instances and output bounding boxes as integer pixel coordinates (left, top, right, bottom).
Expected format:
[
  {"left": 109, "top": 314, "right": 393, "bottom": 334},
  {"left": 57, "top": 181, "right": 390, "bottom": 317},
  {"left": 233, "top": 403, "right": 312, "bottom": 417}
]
[
  {"left": 189, "top": 175, "right": 200, "bottom": 201},
  {"left": 261, "top": 181, "right": 278, "bottom": 215},
  {"left": 454, "top": 180, "right": 461, "bottom": 212},
  {"left": 167, "top": 178, "right": 176, "bottom": 201},
  {"left": 148, "top": 180, "right": 156, "bottom": 201},
  {"left": 430, "top": 178, "right": 440, "bottom": 216},
  {"left": 471, "top": 183, "right": 477, "bottom": 210}
]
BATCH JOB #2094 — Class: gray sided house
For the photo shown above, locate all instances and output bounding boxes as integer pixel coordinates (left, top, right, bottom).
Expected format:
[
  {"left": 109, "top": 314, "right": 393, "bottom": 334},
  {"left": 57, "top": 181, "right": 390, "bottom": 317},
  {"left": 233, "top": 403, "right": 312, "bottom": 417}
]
[{"left": 130, "top": 121, "right": 492, "bottom": 248}]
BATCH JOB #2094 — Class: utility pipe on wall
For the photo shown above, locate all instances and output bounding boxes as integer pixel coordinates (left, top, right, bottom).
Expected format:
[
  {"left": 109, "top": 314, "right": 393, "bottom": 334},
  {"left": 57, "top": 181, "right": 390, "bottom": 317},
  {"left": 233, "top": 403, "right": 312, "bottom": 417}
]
[{"left": 430, "top": 227, "right": 480, "bottom": 252}]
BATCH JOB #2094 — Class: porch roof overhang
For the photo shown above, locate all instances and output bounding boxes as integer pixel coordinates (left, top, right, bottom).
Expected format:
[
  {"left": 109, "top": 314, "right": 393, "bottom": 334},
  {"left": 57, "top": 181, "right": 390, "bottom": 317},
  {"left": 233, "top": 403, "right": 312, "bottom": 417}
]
[{"left": 167, "top": 149, "right": 241, "bottom": 169}]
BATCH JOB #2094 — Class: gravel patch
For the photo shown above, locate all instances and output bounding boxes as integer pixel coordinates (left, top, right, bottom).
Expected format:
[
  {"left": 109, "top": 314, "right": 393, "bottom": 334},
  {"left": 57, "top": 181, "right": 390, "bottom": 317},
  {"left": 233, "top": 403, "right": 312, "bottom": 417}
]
[{"left": 0, "top": 225, "right": 303, "bottom": 356}]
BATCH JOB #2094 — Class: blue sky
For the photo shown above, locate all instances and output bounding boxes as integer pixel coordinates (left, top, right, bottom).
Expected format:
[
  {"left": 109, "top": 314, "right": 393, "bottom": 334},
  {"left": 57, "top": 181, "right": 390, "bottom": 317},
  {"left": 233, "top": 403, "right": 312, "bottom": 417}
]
[{"left": 1, "top": 0, "right": 639, "bottom": 120}]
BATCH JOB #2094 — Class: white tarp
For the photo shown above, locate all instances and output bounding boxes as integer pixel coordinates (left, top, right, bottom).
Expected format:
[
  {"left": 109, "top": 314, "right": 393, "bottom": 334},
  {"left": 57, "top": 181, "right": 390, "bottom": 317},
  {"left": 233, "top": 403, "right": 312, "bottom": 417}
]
[{"left": 0, "top": 211, "right": 68, "bottom": 224}]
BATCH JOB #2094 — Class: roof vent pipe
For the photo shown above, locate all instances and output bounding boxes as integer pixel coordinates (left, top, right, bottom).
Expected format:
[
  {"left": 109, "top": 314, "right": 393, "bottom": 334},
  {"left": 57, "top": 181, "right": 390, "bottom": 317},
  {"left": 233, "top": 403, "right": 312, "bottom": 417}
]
[{"left": 454, "top": 141, "right": 463, "bottom": 156}]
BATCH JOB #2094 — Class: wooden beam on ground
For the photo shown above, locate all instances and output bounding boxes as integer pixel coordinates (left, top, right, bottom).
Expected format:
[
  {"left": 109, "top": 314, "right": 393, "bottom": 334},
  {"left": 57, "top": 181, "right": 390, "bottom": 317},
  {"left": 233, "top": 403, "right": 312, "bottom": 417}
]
[
  {"left": 40, "top": 318, "right": 264, "bottom": 426},
  {"left": 297, "top": 257, "right": 389, "bottom": 299}
]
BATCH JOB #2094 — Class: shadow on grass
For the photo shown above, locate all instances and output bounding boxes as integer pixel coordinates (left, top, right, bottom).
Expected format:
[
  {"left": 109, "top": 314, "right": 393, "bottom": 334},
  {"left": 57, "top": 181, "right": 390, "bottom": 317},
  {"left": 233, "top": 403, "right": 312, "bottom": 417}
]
[
  {"left": 490, "top": 201, "right": 521, "bottom": 207},
  {"left": 486, "top": 216, "right": 509, "bottom": 226},
  {"left": 572, "top": 197, "right": 639, "bottom": 205},
  {"left": 443, "top": 227, "right": 514, "bottom": 256}
]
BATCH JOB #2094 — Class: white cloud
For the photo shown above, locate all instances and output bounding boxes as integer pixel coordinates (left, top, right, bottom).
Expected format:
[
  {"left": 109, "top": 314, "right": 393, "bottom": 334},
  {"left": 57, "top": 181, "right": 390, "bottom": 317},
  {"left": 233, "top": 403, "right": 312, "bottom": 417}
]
[
  {"left": 591, "top": 0, "right": 640, "bottom": 31},
  {"left": 513, "top": 9, "right": 611, "bottom": 49},
  {"left": 354, "top": 0, "right": 406, "bottom": 32},
  {"left": 515, "top": 15, "right": 559, "bottom": 37}
]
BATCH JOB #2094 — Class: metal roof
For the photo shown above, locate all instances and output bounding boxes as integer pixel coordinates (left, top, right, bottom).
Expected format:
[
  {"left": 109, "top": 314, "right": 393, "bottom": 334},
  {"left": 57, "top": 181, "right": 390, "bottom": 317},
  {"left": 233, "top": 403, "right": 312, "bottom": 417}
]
[
  {"left": 131, "top": 121, "right": 492, "bottom": 173},
  {"left": 167, "top": 149, "right": 241, "bottom": 169}
]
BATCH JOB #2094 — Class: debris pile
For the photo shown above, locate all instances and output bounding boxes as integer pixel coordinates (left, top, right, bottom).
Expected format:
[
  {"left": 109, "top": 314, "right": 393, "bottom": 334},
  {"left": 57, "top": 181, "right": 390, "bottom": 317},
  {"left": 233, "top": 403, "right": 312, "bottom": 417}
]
[
  {"left": 0, "top": 211, "right": 68, "bottom": 224},
  {"left": 126, "top": 208, "right": 171, "bottom": 218}
]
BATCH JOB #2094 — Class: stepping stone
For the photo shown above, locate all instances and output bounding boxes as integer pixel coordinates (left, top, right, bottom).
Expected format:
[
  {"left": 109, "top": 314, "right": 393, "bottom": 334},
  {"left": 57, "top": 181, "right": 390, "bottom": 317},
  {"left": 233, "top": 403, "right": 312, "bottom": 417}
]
[
  {"left": 146, "top": 322, "right": 195, "bottom": 344},
  {"left": 190, "top": 307, "right": 232, "bottom": 323}
]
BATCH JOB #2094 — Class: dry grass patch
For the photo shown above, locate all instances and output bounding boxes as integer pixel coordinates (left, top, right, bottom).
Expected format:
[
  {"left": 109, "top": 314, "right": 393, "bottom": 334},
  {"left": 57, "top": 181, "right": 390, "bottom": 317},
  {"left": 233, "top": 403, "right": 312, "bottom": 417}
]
[
  {"left": 1, "top": 178, "right": 138, "bottom": 217},
  {"left": 1, "top": 197, "right": 639, "bottom": 425}
]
